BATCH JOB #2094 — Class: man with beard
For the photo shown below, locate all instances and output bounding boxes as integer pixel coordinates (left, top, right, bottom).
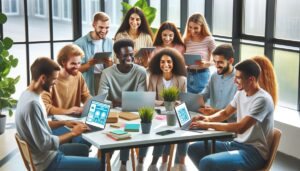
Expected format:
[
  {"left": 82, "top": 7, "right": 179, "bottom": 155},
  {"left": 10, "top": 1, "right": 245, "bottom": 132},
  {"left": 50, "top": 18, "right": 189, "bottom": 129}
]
[
  {"left": 97, "top": 39, "right": 147, "bottom": 171},
  {"left": 15, "top": 57, "right": 101, "bottom": 171},
  {"left": 41, "top": 44, "right": 91, "bottom": 145},
  {"left": 198, "top": 44, "right": 237, "bottom": 122},
  {"left": 75, "top": 12, "right": 113, "bottom": 95}
]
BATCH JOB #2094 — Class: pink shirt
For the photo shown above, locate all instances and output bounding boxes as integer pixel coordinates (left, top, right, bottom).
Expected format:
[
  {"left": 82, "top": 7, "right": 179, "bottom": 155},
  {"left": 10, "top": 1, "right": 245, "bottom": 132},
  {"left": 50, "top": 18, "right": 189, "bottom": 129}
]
[{"left": 185, "top": 36, "right": 216, "bottom": 62}]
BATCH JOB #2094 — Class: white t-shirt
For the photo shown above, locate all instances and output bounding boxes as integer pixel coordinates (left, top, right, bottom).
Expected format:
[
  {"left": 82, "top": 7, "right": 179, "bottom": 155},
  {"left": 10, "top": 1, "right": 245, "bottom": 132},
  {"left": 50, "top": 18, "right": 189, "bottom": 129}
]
[
  {"left": 163, "top": 78, "right": 173, "bottom": 88},
  {"left": 230, "top": 88, "right": 274, "bottom": 159},
  {"left": 93, "top": 39, "right": 104, "bottom": 74}
]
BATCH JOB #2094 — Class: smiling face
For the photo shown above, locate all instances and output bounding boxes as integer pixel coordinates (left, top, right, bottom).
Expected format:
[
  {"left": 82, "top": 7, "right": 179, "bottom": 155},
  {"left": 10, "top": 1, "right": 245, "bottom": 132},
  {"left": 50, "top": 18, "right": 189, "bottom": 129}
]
[
  {"left": 93, "top": 20, "right": 109, "bottom": 39},
  {"left": 161, "top": 29, "right": 175, "bottom": 47},
  {"left": 188, "top": 21, "right": 202, "bottom": 38},
  {"left": 129, "top": 13, "right": 141, "bottom": 31},
  {"left": 63, "top": 56, "right": 81, "bottom": 76},
  {"left": 234, "top": 70, "right": 253, "bottom": 91},
  {"left": 117, "top": 46, "right": 134, "bottom": 66},
  {"left": 213, "top": 55, "right": 233, "bottom": 75},
  {"left": 160, "top": 55, "right": 174, "bottom": 74}
]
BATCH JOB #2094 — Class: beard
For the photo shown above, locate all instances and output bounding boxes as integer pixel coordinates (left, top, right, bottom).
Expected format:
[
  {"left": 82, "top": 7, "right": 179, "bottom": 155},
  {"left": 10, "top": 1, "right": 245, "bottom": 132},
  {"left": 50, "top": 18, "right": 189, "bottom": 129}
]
[
  {"left": 96, "top": 31, "right": 106, "bottom": 39},
  {"left": 217, "top": 64, "right": 230, "bottom": 75},
  {"left": 65, "top": 67, "right": 78, "bottom": 76},
  {"left": 42, "top": 82, "right": 51, "bottom": 92}
]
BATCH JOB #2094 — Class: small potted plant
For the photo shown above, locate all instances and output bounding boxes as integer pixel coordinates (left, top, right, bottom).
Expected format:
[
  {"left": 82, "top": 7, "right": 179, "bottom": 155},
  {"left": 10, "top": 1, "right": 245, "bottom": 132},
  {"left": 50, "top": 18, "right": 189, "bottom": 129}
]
[
  {"left": 160, "top": 87, "right": 180, "bottom": 111},
  {"left": 138, "top": 107, "right": 154, "bottom": 134}
]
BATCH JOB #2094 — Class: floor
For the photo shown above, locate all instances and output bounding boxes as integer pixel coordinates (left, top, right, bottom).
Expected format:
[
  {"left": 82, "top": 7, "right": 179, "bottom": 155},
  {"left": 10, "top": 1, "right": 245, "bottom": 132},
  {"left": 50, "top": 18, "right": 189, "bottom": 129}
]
[{"left": 1, "top": 116, "right": 300, "bottom": 171}]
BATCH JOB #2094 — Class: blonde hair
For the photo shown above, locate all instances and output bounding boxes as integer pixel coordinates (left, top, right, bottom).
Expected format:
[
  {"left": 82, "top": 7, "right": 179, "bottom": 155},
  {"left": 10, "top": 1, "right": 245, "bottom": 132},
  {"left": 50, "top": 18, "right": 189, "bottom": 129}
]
[
  {"left": 183, "top": 13, "right": 212, "bottom": 42},
  {"left": 251, "top": 55, "right": 278, "bottom": 106},
  {"left": 57, "top": 44, "right": 84, "bottom": 67},
  {"left": 93, "top": 12, "right": 110, "bottom": 23}
]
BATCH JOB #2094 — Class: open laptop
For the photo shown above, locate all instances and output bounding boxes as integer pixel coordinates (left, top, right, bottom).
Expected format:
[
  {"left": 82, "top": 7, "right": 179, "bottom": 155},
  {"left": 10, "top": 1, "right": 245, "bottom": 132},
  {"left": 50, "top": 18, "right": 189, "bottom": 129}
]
[
  {"left": 179, "top": 92, "right": 204, "bottom": 113},
  {"left": 174, "top": 103, "right": 203, "bottom": 132},
  {"left": 121, "top": 91, "right": 155, "bottom": 111},
  {"left": 85, "top": 100, "right": 110, "bottom": 132}
]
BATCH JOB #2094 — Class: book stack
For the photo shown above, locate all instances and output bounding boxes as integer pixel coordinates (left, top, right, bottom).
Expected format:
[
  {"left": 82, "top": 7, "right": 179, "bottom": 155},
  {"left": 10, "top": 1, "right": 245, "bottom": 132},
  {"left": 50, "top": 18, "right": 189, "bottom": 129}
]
[
  {"left": 106, "top": 130, "right": 131, "bottom": 141},
  {"left": 124, "top": 123, "right": 140, "bottom": 132}
]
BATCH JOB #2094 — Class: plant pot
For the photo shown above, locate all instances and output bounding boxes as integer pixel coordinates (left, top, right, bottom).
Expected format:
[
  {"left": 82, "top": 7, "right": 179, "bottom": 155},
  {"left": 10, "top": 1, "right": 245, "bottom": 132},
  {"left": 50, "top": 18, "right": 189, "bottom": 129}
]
[
  {"left": 166, "top": 114, "right": 176, "bottom": 126},
  {"left": 141, "top": 122, "right": 152, "bottom": 134},
  {"left": 0, "top": 114, "right": 7, "bottom": 135},
  {"left": 164, "top": 101, "right": 176, "bottom": 111}
]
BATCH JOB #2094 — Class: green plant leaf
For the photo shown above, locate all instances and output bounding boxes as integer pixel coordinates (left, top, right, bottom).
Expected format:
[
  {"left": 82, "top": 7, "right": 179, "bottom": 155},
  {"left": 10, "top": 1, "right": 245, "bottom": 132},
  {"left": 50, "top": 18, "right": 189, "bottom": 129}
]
[
  {"left": 3, "top": 37, "right": 13, "bottom": 50},
  {"left": 143, "top": 7, "right": 156, "bottom": 25},
  {"left": 0, "top": 13, "right": 7, "bottom": 24},
  {"left": 0, "top": 41, "right": 4, "bottom": 53},
  {"left": 1, "top": 49, "right": 9, "bottom": 57},
  {"left": 121, "top": 2, "right": 133, "bottom": 16},
  {"left": 11, "top": 58, "right": 18, "bottom": 67},
  {"left": 9, "top": 109, "right": 13, "bottom": 117}
]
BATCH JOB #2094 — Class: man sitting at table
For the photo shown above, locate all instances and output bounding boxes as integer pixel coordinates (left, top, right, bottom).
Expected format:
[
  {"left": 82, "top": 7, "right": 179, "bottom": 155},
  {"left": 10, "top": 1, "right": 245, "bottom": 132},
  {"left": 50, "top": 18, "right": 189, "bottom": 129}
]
[
  {"left": 15, "top": 57, "right": 100, "bottom": 171},
  {"left": 41, "top": 44, "right": 92, "bottom": 144},
  {"left": 97, "top": 38, "right": 147, "bottom": 171},
  {"left": 188, "top": 59, "right": 274, "bottom": 171}
]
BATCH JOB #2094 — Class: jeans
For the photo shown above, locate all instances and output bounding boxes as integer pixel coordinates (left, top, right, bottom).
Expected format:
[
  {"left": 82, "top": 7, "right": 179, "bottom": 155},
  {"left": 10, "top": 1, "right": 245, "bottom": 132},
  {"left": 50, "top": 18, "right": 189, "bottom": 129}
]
[
  {"left": 187, "top": 69, "right": 210, "bottom": 94},
  {"left": 188, "top": 141, "right": 266, "bottom": 171},
  {"left": 52, "top": 126, "right": 91, "bottom": 147},
  {"left": 138, "top": 143, "right": 188, "bottom": 163}
]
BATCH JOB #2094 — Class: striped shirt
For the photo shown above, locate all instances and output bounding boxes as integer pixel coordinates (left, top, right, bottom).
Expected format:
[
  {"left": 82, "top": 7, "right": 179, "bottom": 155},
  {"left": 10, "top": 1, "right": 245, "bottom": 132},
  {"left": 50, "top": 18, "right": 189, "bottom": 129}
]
[
  {"left": 115, "top": 31, "right": 153, "bottom": 51},
  {"left": 185, "top": 36, "right": 216, "bottom": 62}
]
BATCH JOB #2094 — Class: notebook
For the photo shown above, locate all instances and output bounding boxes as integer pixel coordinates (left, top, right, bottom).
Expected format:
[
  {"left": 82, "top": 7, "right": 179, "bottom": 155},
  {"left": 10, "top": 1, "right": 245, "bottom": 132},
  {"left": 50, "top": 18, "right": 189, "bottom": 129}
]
[
  {"left": 124, "top": 123, "right": 140, "bottom": 132},
  {"left": 119, "top": 112, "right": 140, "bottom": 121},
  {"left": 85, "top": 100, "right": 110, "bottom": 133},
  {"left": 174, "top": 103, "right": 203, "bottom": 132},
  {"left": 121, "top": 91, "right": 155, "bottom": 112}
]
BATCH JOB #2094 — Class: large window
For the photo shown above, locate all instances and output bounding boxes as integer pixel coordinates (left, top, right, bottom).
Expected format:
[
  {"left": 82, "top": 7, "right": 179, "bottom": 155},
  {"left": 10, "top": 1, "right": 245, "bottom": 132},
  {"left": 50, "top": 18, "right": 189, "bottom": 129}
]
[
  {"left": 240, "top": 43, "right": 264, "bottom": 61},
  {"left": 167, "top": 0, "right": 180, "bottom": 26},
  {"left": 34, "top": 0, "right": 46, "bottom": 17},
  {"left": 212, "top": 0, "right": 233, "bottom": 36},
  {"left": 81, "top": 0, "right": 100, "bottom": 35},
  {"left": 105, "top": 0, "right": 122, "bottom": 38},
  {"left": 150, "top": 0, "right": 161, "bottom": 28},
  {"left": 188, "top": 0, "right": 204, "bottom": 16},
  {"left": 2, "top": 0, "right": 19, "bottom": 15}
]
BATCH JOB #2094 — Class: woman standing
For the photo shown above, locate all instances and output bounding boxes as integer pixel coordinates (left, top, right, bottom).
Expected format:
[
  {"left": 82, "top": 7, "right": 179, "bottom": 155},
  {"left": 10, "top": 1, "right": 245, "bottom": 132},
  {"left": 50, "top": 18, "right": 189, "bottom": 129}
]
[
  {"left": 183, "top": 13, "right": 216, "bottom": 93},
  {"left": 114, "top": 7, "right": 153, "bottom": 67}
]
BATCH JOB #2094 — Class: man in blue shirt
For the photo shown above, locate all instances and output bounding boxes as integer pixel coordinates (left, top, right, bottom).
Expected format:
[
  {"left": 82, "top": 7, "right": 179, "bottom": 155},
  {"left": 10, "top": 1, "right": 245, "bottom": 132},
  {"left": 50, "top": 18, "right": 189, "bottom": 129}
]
[
  {"left": 199, "top": 44, "right": 237, "bottom": 122},
  {"left": 75, "top": 12, "right": 113, "bottom": 95}
]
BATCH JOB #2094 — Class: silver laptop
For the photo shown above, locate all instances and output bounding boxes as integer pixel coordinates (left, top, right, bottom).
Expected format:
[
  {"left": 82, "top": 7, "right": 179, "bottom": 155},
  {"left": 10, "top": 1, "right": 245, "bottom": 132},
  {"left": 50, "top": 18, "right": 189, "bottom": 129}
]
[
  {"left": 121, "top": 91, "right": 155, "bottom": 111},
  {"left": 174, "top": 103, "right": 203, "bottom": 132},
  {"left": 179, "top": 92, "right": 203, "bottom": 113},
  {"left": 85, "top": 100, "right": 110, "bottom": 133}
]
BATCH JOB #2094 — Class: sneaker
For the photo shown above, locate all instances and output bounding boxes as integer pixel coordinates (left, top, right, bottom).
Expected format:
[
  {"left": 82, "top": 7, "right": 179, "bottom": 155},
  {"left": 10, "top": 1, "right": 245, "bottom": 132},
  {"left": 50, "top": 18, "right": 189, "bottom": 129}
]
[
  {"left": 119, "top": 164, "right": 127, "bottom": 171},
  {"left": 147, "top": 164, "right": 159, "bottom": 171},
  {"left": 136, "top": 163, "right": 144, "bottom": 171},
  {"left": 159, "top": 163, "right": 167, "bottom": 171}
]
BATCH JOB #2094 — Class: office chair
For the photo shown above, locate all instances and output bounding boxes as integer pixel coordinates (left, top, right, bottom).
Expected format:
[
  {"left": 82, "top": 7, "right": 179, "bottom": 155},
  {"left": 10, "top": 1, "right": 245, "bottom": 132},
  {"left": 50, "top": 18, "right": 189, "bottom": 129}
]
[{"left": 15, "top": 133, "right": 36, "bottom": 171}]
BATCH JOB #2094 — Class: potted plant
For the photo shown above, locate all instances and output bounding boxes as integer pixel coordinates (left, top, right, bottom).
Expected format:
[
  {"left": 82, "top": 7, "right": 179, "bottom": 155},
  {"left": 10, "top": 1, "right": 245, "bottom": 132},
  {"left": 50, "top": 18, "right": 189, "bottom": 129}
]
[
  {"left": 0, "top": 13, "right": 20, "bottom": 134},
  {"left": 138, "top": 107, "right": 154, "bottom": 134},
  {"left": 160, "top": 87, "right": 180, "bottom": 111}
]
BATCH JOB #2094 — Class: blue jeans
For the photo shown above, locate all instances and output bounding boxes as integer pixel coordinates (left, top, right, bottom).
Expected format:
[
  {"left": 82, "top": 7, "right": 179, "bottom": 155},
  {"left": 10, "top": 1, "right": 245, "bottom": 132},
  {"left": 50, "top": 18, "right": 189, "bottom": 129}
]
[
  {"left": 188, "top": 141, "right": 266, "bottom": 171},
  {"left": 138, "top": 143, "right": 188, "bottom": 163},
  {"left": 187, "top": 69, "right": 210, "bottom": 94},
  {"left": 52, "top": 126, "right": 91, "bottom": 147}
]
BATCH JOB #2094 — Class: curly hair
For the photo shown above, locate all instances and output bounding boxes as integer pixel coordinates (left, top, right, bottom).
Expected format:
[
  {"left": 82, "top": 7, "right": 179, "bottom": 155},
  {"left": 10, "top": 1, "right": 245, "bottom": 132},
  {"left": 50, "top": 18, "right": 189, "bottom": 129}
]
[
  {"left": 57, "top": 44, "right": 84, "bottom": 67},
  {"left": 148, "top": 48, "right": 187, "bottom": 76},
  {"left": 251, "top": 55, "right": 278, "bottom": 106},
  {"left": 114, "top": 7, "right": 153, "bottom": 40},
  {"left": 153, "top": 21, "right": 185, "bottom": 47}
]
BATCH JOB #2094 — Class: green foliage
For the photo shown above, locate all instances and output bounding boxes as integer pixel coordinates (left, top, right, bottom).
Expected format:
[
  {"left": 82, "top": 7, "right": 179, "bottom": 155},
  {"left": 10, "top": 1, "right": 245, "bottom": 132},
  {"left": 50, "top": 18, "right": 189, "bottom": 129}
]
[
  {"left": 160, "top": 87, "right": 180, "bottom": 102},
  {"left": 0, "top": 13, "right": 19, "bottom": 117},
  {"left": 138, "top": 107, "right": 154, "bottom": 123},
  {"left": 121, "top": 0, "right": 157, "bottom": 34}
]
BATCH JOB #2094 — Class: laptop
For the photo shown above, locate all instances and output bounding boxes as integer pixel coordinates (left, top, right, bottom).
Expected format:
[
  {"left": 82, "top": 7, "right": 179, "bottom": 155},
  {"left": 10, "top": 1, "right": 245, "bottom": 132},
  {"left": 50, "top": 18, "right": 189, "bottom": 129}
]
[
  {"left": 85, "top": 100, "right": 110, "bottom": 132},
  {"left": 81, "top": 93, "right": 108, "bottom": 117},
  {"left": 179, "top": 92, "right": 204, "bottom": 113},
  {"left": 174, "top": 103, "right": 203, "bottom": 132},
  {"left": 121, "top": 91, "right": 155, "bottom": 111}
]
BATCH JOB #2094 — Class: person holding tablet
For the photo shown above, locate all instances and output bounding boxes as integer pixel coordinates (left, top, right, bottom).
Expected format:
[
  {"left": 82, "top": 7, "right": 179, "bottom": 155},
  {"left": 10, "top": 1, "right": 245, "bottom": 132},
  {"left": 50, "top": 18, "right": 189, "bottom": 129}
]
[
  {"left": 114, "top": 7, "right": 153, "bottom": 68},
  {"left": 183, "top": 13, "right": 216, "bottom": 94}
]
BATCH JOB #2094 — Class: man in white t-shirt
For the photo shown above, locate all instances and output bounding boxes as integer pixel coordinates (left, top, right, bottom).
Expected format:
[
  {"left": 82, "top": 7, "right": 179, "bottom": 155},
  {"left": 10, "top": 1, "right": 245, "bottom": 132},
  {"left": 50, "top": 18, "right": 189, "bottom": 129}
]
[{"left": 188, "top": 59, "right": 274, "bottom": 171}]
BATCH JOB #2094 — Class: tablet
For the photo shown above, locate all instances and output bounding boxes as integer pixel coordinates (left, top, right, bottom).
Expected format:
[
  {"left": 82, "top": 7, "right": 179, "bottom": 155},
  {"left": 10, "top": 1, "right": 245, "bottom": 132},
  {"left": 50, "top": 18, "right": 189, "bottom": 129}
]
[
  {"left": 93, "top": 52, "right": 112, "bottom": 59},
  {"left": 184, "top": 53, "right": 202, "bottom": 65},
  {"left": 135, "top": 47, "right": 156, "bottom": 57}
]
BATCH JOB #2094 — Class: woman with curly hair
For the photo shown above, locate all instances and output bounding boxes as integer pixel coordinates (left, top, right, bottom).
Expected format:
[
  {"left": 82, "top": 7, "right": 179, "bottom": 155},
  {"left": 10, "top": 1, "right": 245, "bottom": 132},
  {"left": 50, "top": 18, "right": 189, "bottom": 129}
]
[{"left": 136, "top": 48, "right": 187, "bottom": 171}]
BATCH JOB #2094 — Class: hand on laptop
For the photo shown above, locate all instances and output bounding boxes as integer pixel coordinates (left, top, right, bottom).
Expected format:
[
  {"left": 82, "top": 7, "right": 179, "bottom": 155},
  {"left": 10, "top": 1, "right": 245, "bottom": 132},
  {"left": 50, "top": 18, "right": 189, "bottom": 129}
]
[
  {"left": 64, "top": 121, "right": 83, "bottom": 128},
  {"left": 189, "top": 121, "right": 208, "bottom": 130},
  {"left": 71, "top": 124, "right": 91, "bottom": 136},
  {"left": 199, "top": 106, "right": 217, "bottom": 115},
  {"left": 192, "top": 114, "right": 209, "bottom": 122},
  {"left": 66, "top": 106, "right": 83, "bottom": 115}
]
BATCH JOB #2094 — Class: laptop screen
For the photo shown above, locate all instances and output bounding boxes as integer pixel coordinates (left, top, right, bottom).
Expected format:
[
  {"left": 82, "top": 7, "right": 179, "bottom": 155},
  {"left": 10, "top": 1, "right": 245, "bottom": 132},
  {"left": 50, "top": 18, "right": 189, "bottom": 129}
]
[
  {"left": 86, "top": 100, "right": 110, "bottom": 128},
  {"left": 174, "top": 103, "right": 191, "bottom": 127}
]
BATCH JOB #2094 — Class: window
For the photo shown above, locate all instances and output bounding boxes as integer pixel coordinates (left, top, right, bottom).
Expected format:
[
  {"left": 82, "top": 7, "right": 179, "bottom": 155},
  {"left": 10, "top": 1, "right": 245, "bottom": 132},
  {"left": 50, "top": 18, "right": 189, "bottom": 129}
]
[
  {"left": 188, "top": 0, "right": 205, "bottom": 16},
  {"left": 105, "top": 0, "right": 122, "bottom": 38},
  {"left": 240, "top": 43, "right": 264, "bottom": 61},
  {"left": 2, "top": 0, "right": 19, "bottom": 15},
  {"left": 167, "top": 0, "right": 180, "bottom": 26},
  {"left": 150, "top": 0, "right": 161, "bottom": 28},
  {"left": 34, "top": 0, "right": 46, "bottom": 17},
  {"left": 212, "top": 0, "right": 233, "bottom": 36},
  {"left": 52, "top": 0, "right": 60, "bottom": 19},
  {"left": 53, "top": 1, "right": 73, "bottom": 40},
  {"left": 275, "top": 0, "right": 300, "bottom": 41},
  {"left": 62, "top": 0, "right": 72, "bottom": 21},
  {"left": 242, "top": 0, "right": 266, "bottom": 36},
  {"left": 81, "top": 0, "right": 100, "bottom": 35}
]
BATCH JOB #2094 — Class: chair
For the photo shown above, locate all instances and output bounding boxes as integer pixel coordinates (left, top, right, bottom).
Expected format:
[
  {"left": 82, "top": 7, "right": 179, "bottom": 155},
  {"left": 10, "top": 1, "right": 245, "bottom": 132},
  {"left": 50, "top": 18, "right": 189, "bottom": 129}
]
[
  {"left": 15, "top": 133, "right": 36, "bottom": 171},
  {"left": 258, "top": 128, "right": 282, "bottom": 171}
]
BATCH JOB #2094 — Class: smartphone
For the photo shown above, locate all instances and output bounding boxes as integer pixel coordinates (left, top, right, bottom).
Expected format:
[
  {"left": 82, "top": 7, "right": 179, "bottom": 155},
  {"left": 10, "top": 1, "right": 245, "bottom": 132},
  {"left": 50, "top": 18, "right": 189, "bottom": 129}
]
[
  {"left": 155, "top": 108, "right": 161, "bottom": 114},
  {"left": 156, "top": 130, "right": 175, "bottom": 136}
]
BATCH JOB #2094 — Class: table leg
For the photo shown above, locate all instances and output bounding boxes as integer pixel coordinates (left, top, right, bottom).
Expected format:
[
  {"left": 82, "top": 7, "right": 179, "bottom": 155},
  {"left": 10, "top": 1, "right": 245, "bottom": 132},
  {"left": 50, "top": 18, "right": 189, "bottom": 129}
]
[
  {"left": 211, "top": 139, "right": 216, "bottom": 153},
  {"left": 98, "top": 149, "right": 106, "bottom": 171},
  {"left": 168, "top": 144, "right": 175, "bottom": 171},
  {"left": 106, "top": 152, "right": 112, "bottom": 171},
  {"left": 204, "top": 140, "right": 209, "bottom": 154},
  {"left": 131, "top": 148, "right": 136, "bottom": 171}
]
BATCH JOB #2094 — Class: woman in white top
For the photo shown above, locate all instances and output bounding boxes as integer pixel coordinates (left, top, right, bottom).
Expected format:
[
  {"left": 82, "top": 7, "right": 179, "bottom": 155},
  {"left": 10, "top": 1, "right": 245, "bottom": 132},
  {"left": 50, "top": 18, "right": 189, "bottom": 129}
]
[
  {"left": 114, "top": 7, "right": 153, "bottom": 67},
  {"left": 183, "top": 13, "right": 216, "bottom": 93}
]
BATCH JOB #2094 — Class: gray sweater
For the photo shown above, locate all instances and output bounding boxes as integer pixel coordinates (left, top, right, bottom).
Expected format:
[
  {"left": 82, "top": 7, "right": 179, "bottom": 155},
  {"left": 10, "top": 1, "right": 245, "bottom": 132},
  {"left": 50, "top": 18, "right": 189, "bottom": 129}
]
[
  {"left": 98, "top": 64, "right": 147, "bottom": 101},
  {"left": 15, "top": 90, "right": 59, "bottom": 171}
]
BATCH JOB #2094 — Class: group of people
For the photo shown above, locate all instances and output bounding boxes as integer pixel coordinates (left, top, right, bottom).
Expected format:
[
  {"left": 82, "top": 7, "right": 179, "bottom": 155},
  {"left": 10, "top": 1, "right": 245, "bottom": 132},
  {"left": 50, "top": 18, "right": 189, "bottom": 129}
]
[{"left": 15, "top": 6, "right": 278, "bottom": 171}]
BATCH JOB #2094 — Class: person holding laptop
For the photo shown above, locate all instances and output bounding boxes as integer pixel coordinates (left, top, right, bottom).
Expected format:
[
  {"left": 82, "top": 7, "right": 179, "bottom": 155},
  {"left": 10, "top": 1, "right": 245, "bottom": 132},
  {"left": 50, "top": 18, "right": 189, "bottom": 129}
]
[
  {"left": 188, "top": 59, "right": 275, "bottom": 171},
  {"left": 75, "top": 12, "right": 113, "bottom": 95},
  {"left": 136, "top": 48, "right": 187, "bottom": 171},
  {"left": 15, "top": 57, "right": 100, "bottom": 171},
  {"left": 97, "top": 39, "right": 147, "bottom": 171},
  {"left": 198, "top": 44, "right": 237, "bottom": 122},
  {"left": 41, "top": 44, "right": 92, "bottom": 145}
]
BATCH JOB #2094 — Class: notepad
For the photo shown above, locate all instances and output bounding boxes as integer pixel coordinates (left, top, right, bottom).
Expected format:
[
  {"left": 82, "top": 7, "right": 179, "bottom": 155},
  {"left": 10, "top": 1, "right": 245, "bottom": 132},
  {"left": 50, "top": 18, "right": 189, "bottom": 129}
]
[
  {"left": 110, "top": 130, "right": 127, "bottom": 135},
  {"left": 119, "top": 112, "right": 140, "bottom": 120},
  {"left": 124, "top": 123, "right": 140, "bottom": 132}
]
